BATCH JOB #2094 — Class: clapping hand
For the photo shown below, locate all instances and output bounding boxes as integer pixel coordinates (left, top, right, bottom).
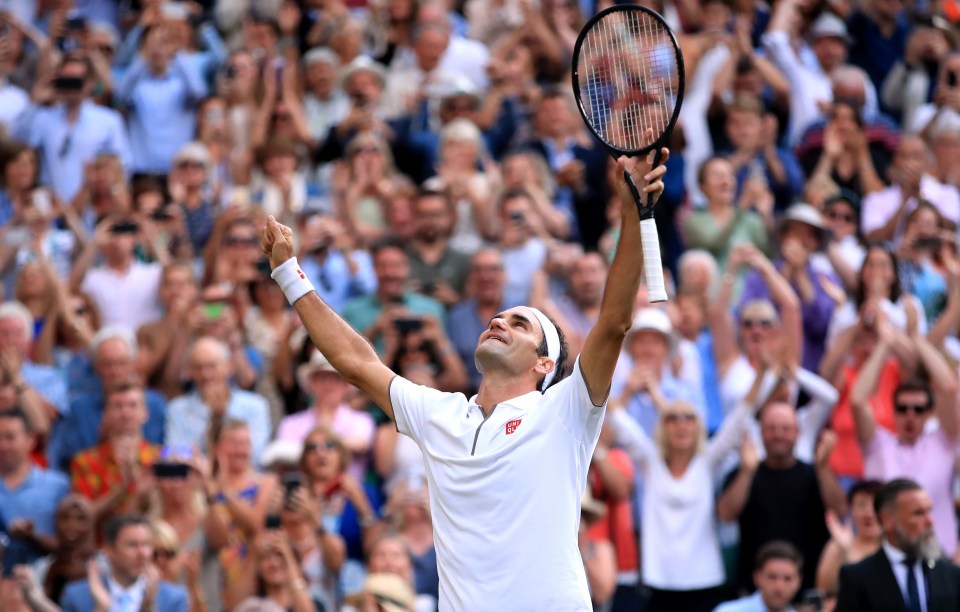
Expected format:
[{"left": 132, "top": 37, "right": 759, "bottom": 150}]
[{"left": 825, "top": 509, "right": 854, "bottom": 554}]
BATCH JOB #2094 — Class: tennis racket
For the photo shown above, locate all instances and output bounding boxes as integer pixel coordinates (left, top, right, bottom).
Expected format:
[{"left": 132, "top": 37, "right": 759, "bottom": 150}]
[{"left": 571, "top": 5, "right": 685, "bottom": 303}]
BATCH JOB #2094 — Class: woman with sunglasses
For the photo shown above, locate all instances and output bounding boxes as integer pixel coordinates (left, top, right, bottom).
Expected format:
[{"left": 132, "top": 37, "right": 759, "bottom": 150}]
[
  {"left": 608, "top": 365, "right": 776, "bottom": 612},
  {"left": 149, "top": 451, "right": 227, "bottom": 612},
  {"left": 206, "top": 420, "right": 279, "bottom": 597},
  {"left": 226, "top": 531, "right": 320, "bottom": 612},
  {"left": 822, "top": 190, "right": 865, "bottom": 293},
  {"left": 299, "top": 426, "right": 383, "bottom": 572},
  {"left": 711, "top": 243, "right": 801, "bottom": 419},
  {"left": 896, "top": 203, "right": 951, "bottom": 323}
]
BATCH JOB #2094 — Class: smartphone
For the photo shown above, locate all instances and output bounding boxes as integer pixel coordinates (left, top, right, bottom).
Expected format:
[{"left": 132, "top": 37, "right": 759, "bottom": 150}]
[
  {"left": 264, "top": 514, "right": 282, "bottom": 530},
  {"left": 394, "top": 318, "right": 423, "bottom": 335},
  {"left": 152, "top": 463, "right": 190, "bottom": 479},
  {"left": 949, "top": 70, "right": 958, "bottom": 88},
  {"left": 914, "top": 236, "right": 941, "bottom": 251},
  {"left": 282, "top": 473, "right": 303, "bottom": 508},
  {"left": 110, "top": 221, "right": 139, "bottom": 234},
  {"left": 509, "top": 211, "right": 525, "bottom": 224},
  {"left": 53, "top": 75, "right": 85, "bottom": 91},
  {"left": 421, "top": 281, "right": 436, "bottom": 295},
  {"left": 203, "top": 302, "right": 226, "bottom": 320},
  {"left": 65, "top": 11, "right": 87, "bottom": 32},
  {"left": 31, "top": 189, "right": 52, "bottom": 216}
]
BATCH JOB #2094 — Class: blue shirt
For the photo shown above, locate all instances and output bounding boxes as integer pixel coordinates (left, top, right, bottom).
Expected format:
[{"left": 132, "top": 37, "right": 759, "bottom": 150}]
[
  {"left": 847, "top": 9, "right": 910, "bottom": 97},
  {"left": 117, "top": 55, "right": 206, "bottom": 174},
  {"left": 115, "top": 23, "right": 227, "bottom": 90},
  {"left": 22, "top": 361, "right": 68, "bottom": 417},
  {"left": 714, "top": 592, "right": 796, "bottom": 612},
  {"left": 299, "top": 249, "right": 377, "bottom": 315},
  {"left": 15, "top": 101, "right": 131, "bottom": 201},
  {"left": 165, "top": 389, "right": 271, "bottom": 464},
  {"left": 0, "top": 466, "right": 70, "bottom": 564},
  {"left": 46, "top": 386, "right": 167, "bottom": 473}
]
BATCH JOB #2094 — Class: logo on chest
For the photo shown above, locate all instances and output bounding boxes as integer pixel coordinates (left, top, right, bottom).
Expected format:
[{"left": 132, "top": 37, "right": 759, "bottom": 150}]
[{"left": 505, "top": 419, "right": 522, "bottom": 435}]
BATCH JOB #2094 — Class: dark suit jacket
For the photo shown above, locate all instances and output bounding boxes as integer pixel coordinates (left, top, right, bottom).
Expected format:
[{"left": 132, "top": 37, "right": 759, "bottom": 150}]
[
  {"left": 60, "top": 578, "right": 188, "bottom": 612},
  {"left": 836, "top": 549, "right": 960, "bottom": 612}
]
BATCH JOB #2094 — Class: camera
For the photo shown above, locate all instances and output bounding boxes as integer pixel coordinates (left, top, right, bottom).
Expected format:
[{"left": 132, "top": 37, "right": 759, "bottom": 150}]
[
  {"left": 110, "top": 221, "right": 139, "bottom": 235},
  {"left": 394, "top": 318, "right": 424, "bottom": 335},
  {"left": 264, "top": 514, "right": 282, "bottom": 530},
  {"left": 152, "top": 463, "right": 190, "bottom": 479}
]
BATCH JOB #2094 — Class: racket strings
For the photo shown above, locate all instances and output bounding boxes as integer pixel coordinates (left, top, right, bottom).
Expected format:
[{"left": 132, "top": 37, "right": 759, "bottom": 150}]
[{"left": 577, "top": 9, "right": 680, "bottom": 152}]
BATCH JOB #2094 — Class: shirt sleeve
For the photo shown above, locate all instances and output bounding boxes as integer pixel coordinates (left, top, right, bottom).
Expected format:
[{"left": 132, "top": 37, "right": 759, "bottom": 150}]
[
  {"left": 544, "top": 356, "right": 606, "bottom": 445},
  {"left": 389, "top": 375, "right": 457, "bottom": 445}
]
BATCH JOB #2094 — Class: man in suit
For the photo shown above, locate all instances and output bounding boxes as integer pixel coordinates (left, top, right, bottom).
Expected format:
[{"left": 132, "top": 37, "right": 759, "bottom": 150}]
[
  {"left": 836, "top": 478, "right": 960, "bottom": 612},
  {"left": 60, "top": 515, "right": 188, "bottom": 612}
]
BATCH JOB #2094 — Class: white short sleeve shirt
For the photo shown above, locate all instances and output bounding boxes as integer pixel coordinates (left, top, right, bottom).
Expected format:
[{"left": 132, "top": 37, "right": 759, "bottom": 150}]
[{"left": 389, "top": 356, "right": 604, "bottom": 612}]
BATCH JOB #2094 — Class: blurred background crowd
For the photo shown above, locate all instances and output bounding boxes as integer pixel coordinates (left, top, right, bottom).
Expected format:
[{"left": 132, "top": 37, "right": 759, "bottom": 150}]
[{"left": 1, "top": 0, "right": 960, "bottom": 610}]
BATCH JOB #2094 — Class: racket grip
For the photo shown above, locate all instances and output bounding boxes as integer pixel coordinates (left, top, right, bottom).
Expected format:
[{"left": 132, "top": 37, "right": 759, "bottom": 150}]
[{"left": 640, "top": 217, "right": 667, "bottom": 303}]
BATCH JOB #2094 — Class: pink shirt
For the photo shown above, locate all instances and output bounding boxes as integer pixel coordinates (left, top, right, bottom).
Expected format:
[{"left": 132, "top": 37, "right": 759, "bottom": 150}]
[
  {"left": 864, "top": 428, "right": 957, "bottom": 557},
  {"left": 276, "top": 405, "right": 376, "bottom": 481},
  {"left": 860, "top": 175, "right": 960, "bottom": 242}
]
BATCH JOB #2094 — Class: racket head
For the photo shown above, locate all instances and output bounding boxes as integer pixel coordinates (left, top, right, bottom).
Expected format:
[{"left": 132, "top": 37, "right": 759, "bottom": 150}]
[{"left": 571, "top": 5, "right": 685, "bottom": 157}]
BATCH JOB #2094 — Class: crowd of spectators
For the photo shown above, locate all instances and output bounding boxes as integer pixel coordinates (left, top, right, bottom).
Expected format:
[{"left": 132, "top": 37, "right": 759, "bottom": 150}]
[{"left": 2, "top": 0, "right": 960, "bottom": 611}]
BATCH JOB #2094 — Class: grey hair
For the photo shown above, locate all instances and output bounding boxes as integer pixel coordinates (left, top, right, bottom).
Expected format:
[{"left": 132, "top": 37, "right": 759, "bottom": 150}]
[
  {"left": 677, "top": 250, "right": 719, "bottom": 285},
  {"left": 439, "top": 118, "right": 484, "bottom": 153},
  {"left": 0, "top": 301, "right": 34, "bottom": 342},
  {"left": 302, "top": 47, "right": 340, "bottom": 70},
  {"left": 830, "top": 65, "right": 869, "bottom": 92},
  {"left": 191, "top": 336, "right": 231, "bottom": 364},
  {"left": 91, "top": 326, "right": 138, "bottom": 360},
  {"left": 88, "top": 21, "right": 119, "bottom": 48}
]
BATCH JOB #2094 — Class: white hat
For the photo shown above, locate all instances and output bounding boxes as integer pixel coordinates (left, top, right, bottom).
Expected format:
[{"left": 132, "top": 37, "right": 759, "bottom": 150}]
[
  {"left": 627, "top": 308, "right": 673, "bottom": 338},
  {"left": 778, "top": 202, "right": 828, "bottom": 249},
  {"left": 173, "top": 141, "right": 210, "bottom": 167},
  {"left": 809, "top": 13, "right": 853, "bottom": 45},
  {"left": 260, "top": 440, "right": 303, "bottom": 468},
  {"left": 295, "top": 349, "right": 340, "bottom": 390},
  {"left": 339, "top": 56, "right": 387, "bottom": 88}
]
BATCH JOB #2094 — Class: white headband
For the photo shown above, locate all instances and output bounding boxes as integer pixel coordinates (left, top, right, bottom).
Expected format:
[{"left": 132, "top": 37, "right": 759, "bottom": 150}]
[{"left": 525, "top": 307, "right": 560, "bottom": 390}]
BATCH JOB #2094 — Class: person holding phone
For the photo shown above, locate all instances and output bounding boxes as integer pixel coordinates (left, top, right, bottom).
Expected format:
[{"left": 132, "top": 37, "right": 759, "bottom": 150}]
[
  {"left": 896, "top": 203, "right": 951, "bottom": 322},
  {"left": 260, "top": 147, "right": 666, "bottom": 609}
]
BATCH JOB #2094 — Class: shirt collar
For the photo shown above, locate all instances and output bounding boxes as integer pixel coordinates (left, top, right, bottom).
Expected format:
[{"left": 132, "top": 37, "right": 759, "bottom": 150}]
[
  {"left": 107, "top": 572, "right": 147, "bottom": 599},
  {"left": 883, "top": 539, "right": 907, "bottom": 564}
]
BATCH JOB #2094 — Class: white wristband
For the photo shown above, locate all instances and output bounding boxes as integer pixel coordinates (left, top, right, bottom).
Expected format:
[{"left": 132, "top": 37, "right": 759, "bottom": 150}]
[{"left": 270, "top": 257, "right": 314, "bottom": 305}]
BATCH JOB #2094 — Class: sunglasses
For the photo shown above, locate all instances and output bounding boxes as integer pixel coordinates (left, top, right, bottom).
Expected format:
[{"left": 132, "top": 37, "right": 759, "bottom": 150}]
[
  {"left": 153, "top": 549, "right": 177, "bottom": 561},
  {"left": 826, "top": 210, "right": 855, "bottom": 223},
  {"left": 664, "top": 413, "right": 696, "bottom": 424},
  {"left": 177, "top": 160, "right": 204, "bottom": 169},
  {"left": 741, "top": 318, "right": 774, "bottom": 329},
  {"left": 304, "top": 440, "right": 338, "bottom": 453},
  {"left": 894, "top": 403, "right": 932, "bottom": 415},
  {"left": 224, "top": 236, "right": 258, "bottom": 247},
  {"left": 352, "top": 145, "right": 380, "bottom": 155}
]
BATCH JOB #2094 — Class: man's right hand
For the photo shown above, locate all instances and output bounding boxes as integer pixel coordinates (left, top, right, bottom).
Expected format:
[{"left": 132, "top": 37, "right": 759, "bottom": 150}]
[{"left": 261, "top": 216, "right": 295, "bottom": 270}]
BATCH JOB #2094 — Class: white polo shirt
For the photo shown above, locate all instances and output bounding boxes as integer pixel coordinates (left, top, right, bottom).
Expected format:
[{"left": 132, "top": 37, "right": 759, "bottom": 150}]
[{"left": 390, "top": 357, "right": 604, "bottom": 612}]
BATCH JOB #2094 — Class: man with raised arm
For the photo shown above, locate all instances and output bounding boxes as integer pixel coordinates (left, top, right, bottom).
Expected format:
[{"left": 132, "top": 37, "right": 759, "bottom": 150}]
[{"left": 260, "top": 148, "right": 668, "bottom": 611}]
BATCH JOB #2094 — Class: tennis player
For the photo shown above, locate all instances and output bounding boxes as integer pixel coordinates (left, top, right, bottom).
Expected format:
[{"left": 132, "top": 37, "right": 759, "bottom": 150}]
[{"left": 261, "top": 150, "right": 668, "bottom": 611}]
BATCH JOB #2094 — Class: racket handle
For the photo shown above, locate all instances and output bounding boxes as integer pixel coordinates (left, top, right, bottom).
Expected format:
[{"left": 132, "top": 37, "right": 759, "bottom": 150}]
[{"left": 640, "top": 217, "right": 667, "bottom": 303}]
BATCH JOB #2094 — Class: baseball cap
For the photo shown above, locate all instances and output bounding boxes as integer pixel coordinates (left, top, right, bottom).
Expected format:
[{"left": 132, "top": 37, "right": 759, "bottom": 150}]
[
  {"left": 296, "top": 349, "right": 340, "bottom": 390},
  {"left": 627, "top": 308, "right": 673, "bottom": 338}
]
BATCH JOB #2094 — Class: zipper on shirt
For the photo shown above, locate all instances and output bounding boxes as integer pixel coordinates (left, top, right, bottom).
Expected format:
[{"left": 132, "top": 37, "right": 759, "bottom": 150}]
[{"left": 470, "top": 404, "right": 497, "bottom": 456}]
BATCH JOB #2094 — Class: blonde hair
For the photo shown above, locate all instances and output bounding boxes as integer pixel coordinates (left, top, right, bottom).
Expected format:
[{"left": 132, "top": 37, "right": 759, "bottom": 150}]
[
  {"left": 150, "top": 519, "right": 181, "bottom": 553},
  {"left": 653, "top": 400, "right": 707, "bottom": 459}
]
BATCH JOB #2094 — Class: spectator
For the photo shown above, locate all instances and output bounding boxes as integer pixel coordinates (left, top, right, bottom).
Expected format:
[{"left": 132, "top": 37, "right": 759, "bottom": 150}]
[
  {"left": 579, "top": 489, "right": 616, "bottom": 608},
  {"left": 861, "top": 135, "right": 960, "bottom": 244},
  {"left": 610, "top": 367, "right": 772, "bottom": 612},
  {"left": 276, "top": 349, "right": 375, "bottom": 480},
  {"left": 714, "top": 541, "right": 804, "bottom": 612},
  {"left": 344, "top": 571, "right": 416, "bottom": 612},
  {"left": 405, "top": 189, "right": 471, "bottom": 307},
  {"left": 167, "top": 142, "right": 216, "bottom": 255},
  {"left": 59, "top": 514, "right": 188, "bottom": 611},
  {"left": 118, "top": 20, "right": 206, "bottom": 176},
  {"left": 351, "top": 533, "right": 433, "bottom": 612},
  {"left": 0, "top": 301, "right": 67, "bottom": 436},
  {"left": 717, "top": 402, "right": 846, "bottom": 593},
  {"left": 846, "top": 0, "right": 910, "bottom": 98},
  {"left": 165, "top": 336, "right": 271, "bottom": 462},
  {"left": 301, "top": 48, "right": 348, "bottom": 144},
  {"left": 822, "top": 190, "right": 865, "bottom": 292},
  {"left": 496, "top": 189, "right": 549, "bottom": 306},
  {"left": 32, "top": 495, "right": 97, "bottom": 605},
  {"left": 296, "top": 212, "right": 376, "bottom": 315},
  {"left": 836, "top": 479, "right": 960, "bottom": 611},
  {"left": 384, "top": 482, "right": 439, "bottom": 604},
  {"left": 739, "top": 204, "right": 841, "bottom": 372},
  {"left": 70, "top": 215, "right": 164, "bottom": 329},
  {"left": 15, "top": 54, "right": 131, "bottom": 202},
  {"left": 70, "top": 379, "right": 159, "bottom": 524},
  {"left": 550, "top": 252, "right": 607, "bottom": 350},
  {"left": 816, "top": 480, "right": 883, "bottom": 597},
  {"left": 710, "top": 245, "right": 800, "bottom": 417},
  {"left": 0, "top": 408, "right": 69, "bottom": 566},
  {"left": 48, "top": 326, "right": 166, "bottom": 472},
  {"left": 0, "top": 142, "right": 40, "bottom": 228},
  {"left": 910, "top": 51, "right": 960, "bottom": 136},
  {"left": 250, "top": 137, "right": 324, "bottom": 225},
  {"left": 136, "top": 262, "right": 199, "bottom": 396},
  {"left": 684, "top": 157, "right": 769, "bottom": 272},
  {"left": 205, "top": 419, "right": 278, "bottom": 594},
  {"left": 343, "top": 238, "right": 445, "bottom": 356},
  {"left": 723, "top": 94, "right": 803, "bottom": 211},
  {"left": 850, "top": 330, "right": 960, "bottom": 559}
]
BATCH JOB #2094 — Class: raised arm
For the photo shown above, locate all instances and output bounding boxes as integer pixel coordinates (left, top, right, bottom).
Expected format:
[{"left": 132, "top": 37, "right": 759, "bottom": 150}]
[
  {"left": 261, "top": 217, "right": 397, "bottom": 420},
  {"left": 579, "top": 145, "right": 668, "bottom": 405},
  {"left": 706, "top": 365, "right": 779, "bottom": 470},
  {"left": 913, "top": 333, "right": 959, "bottom": 440},
  {"left": 849, "top": 327, "right": 890, "bottom": 448}
]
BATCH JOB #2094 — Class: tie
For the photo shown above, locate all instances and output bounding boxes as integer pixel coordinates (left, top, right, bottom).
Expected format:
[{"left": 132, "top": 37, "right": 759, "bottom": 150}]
[{"left": 904, "top": 558, "right": 923, "bottom": 612}]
